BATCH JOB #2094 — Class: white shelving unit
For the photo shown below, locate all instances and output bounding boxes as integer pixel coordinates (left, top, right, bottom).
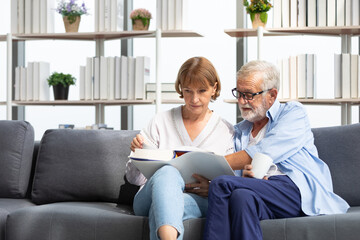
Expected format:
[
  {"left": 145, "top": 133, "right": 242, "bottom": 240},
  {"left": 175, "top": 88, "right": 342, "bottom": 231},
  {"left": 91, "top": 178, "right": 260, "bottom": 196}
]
[
  {"left": 5, "top": 30, "right": 202, "bottom": 123},
  {"left": 224, "top": 26, "right": 360, "bottom": 125}
]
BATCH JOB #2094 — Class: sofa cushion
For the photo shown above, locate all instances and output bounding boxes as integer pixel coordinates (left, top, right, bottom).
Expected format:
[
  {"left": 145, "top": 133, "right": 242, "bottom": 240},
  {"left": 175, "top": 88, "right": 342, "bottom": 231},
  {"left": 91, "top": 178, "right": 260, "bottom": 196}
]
[
  {"left": 312, "top": 123, "right": 360, "bottom": 206},
  {"left": 31, "top": 129, "right": 138, "bottom": 205},
  {"left": 0, "top": 120, "right": 34, "bottom": 198}
]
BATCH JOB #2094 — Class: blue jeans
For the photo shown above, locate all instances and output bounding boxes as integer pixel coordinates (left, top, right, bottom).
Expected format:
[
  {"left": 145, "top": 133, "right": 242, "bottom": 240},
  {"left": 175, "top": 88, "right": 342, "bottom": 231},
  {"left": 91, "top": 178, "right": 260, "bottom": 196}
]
[{"left": 133, "top": 165, "right": 208, "bottom": 240}]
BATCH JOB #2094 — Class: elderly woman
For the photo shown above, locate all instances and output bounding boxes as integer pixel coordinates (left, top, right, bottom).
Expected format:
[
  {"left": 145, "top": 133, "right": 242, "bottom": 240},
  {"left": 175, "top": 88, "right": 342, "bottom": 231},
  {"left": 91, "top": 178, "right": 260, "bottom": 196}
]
[{"left": 126, "top": 56, "right": 234, "bottom": 240}]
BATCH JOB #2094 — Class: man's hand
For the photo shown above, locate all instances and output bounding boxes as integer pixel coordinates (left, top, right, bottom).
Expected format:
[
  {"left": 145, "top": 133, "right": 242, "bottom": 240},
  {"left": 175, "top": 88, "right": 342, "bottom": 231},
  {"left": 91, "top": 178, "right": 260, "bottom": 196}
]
[
  {"left": 243, "top": 164, "right": 268, "bottom": 180},
  {"left": 184, "top": 174, "right": 210, "bottom": 197},
  {"left": 130, "top": 134, "right": 144, "bottom": 152}
]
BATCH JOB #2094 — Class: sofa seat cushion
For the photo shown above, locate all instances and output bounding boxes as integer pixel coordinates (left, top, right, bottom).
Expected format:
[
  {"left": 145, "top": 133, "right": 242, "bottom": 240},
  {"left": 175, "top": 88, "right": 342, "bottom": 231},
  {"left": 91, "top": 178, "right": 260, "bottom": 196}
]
[
  {"left": 0, "top": 121, "right": 34, "bottom": 198},
  {"left": 31, "top": 129, "right": 138, "bottom": 204},
  {"left": 6, "top": 202, "right": 146, "bottom": 240},
  {"left": 0, "top": 199, "right": 35, "bottom": 240},
  {"left": 260, "top": 206, "right": 360, "bottom": 240}
]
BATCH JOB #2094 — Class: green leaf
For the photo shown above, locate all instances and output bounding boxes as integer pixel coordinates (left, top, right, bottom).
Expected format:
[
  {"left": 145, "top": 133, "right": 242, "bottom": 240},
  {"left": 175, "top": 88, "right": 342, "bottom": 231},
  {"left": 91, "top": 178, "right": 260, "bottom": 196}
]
[
  {"left": 250, "top": 13, "right": 255, "bottom": 22},
  {"left": 260, "top": 12, "right": 268, "bottom": 23}
]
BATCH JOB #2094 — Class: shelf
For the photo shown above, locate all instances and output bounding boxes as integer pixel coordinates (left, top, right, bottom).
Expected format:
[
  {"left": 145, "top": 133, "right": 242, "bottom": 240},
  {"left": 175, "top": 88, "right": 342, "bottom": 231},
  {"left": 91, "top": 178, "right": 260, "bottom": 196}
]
[
  {"left": 0, "top": 101, "right": 6, "bottom": 105},
  {"left": 224, "top": 98, "right": 360, "bottom": 105},
  {"left": 12, "top": 30, "right": 203, "bottom": 41},
  {"left": 225, "top": 26, "right": 360, "bottom": 38},
  {"left": 0, "top": 35, "right": 6, "bottom": 41},
  {"left": 12, "top": 99, "right": 154, "bottom": 106}
]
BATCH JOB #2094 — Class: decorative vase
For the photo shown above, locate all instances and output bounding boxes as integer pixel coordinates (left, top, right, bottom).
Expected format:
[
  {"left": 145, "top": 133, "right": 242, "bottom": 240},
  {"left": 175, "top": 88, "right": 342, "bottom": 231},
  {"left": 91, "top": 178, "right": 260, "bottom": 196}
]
[
  {"left": 63, "top": 16, "right": 81, "bottom": 33},
  {"left": 250, "top": 12, "right": 268, "bottom": 29},
  {"left": 132, "top": 19, "right": 150, "bottom": 30},
  {"left": 53, "top": 85, "right": 69, "bottom": 100}
]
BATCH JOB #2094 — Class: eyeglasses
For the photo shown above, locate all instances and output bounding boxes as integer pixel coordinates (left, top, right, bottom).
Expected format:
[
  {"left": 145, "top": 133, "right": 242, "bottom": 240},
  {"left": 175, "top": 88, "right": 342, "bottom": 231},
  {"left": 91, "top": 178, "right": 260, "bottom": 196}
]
[{"left": 231, "top": 88, "right": 271, "bottom": 100}]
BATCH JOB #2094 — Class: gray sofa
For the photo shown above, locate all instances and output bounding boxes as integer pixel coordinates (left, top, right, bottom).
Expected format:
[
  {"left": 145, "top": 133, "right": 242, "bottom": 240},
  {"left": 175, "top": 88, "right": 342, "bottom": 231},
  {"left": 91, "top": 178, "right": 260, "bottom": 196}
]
[{"left": 0, "top": 120, "right": 359, "bottom": 240}]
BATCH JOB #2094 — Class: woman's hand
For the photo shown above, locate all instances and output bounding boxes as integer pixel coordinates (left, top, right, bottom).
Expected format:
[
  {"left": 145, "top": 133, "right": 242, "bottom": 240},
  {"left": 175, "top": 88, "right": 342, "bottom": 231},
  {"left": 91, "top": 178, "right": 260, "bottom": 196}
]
[
  {"left": 130, "top": 134, "right": 144, "bottom": 152},
  {"left": 185, "top": 174, "right": 210, "bottom": 197}
]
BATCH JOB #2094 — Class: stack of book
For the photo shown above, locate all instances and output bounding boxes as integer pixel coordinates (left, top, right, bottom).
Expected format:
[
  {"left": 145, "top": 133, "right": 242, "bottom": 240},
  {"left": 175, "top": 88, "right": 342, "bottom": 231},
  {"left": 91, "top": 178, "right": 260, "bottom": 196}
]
[
  {"left": 334, "top": 53, "right": 360, "bottom": 99},
  {"left": 95, "top": 0, "right": 124, "bottom": 32},
  {"left": 277, "top": 54, "right": 317, "bottom": 100},
  {"left": 14, "top": 62, "right": 50, "bottom": 101},
  {"left": 145, "top": 82, "right": 179, "bottom": 100},
  {"left": 79, "top": 56, "right": 150, "bottom": 101},
  {"left": 11, "top": 0, "right": 54, "bottom": 34},
  {"left": 267, "top": 0, "right": 359, "bottom": 28},
  {"left": 156, "top": 0, "right": 188, "bottom": 30}
]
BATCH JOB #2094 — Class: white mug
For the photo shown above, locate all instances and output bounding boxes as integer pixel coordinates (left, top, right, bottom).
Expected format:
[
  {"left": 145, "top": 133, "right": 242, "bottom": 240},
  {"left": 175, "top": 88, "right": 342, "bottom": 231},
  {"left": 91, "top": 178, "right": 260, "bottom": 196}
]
[{"left": 251, "top": 152, "right": 277, "bottom": 179}]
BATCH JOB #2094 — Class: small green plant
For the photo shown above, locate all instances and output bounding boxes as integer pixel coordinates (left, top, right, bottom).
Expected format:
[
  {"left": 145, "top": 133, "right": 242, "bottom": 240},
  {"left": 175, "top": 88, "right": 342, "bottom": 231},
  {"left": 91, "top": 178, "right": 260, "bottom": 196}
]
[
  {"left": 47, "top": 72, "right": 76, "bottom": 87},
  {"left": 130, "top": 8, "right": 152, "bottom": 27},
  {"left": 243, "top": 0, "right": 273, "bottom": 23}
]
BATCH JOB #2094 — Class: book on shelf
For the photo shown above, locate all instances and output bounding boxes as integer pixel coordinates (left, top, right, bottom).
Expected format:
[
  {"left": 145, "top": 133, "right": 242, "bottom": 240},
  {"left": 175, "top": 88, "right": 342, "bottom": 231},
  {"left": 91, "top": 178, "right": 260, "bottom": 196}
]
[
  {"left": 129, "top": 148, "right": 235, "bottom": 184},
  {"left": 127, "top": 57, "right": 136, "bottom": 100},
  {"left": 146, "top": 82, "right": 175, "bottom": 92},
  {"left": 85, "top": 57, "right": 93, "bottom": 100},
  {"left": 306, "top": 54, "right": 316, "bottom": 99},
  {"left": 161, "top": 0, "right": 168, "bottom": 30},
  {"left": 38, "top": 62, "right": 50, "bottom": 101},
  {"left": 281, "top": 0, "right": 289, "bottom": 28},
  {"left": 289, "top": 0, "right": 297, "bottom": 27},
  {"left": 175, "top": 0, "right": 183, "bottom": 30},
  {"left": 350, "top": 54, "right": 358, "bottom": 98},
  {"left": 100, "top": 56, "right": 108, "bottom": 100},
  {"left": 342, "top": 53, "right": 351, "bottom": 99},
  {"left": 79, "top": 65, "right": 86, "bottom": 100},
  {"left": 352, "top": 0, "right": 360, "bottom": 26},
  {"left": 327, "top": 0, "right": 336, "bottom": 26},
  {"left": 14, "top": 67, "right": 20, "bottom": 101},
  {"left": 345, "top": 0, "right": 351, "bottom": 26},
  {"left": 93, "top": 57, "right": 100, "bottom": 100},
  {"left": 11, "top": 0, "right": 18, "bottom": 34},
  {"left": 297, "top": 54, "right": 306, "bottom": 99},
  {"left": 40, "top": 0, "right": 55, "bottom": 33},
  {"left": 316, "top": 0, "right": 326, "bottom": 27},
  {"left": 135, "top": 56, "right": 151, "bottom": 100},
  {"left": 167, "top": 0, "right": 175, "bottom": 30},
  {"left": 297, "top": 0, "right": 306, "bottom": 27},
  {"left": 115, "top": 56, "right": 121, "bottom": 99},
  {"left": 307, "top": 0, "right": 316, "bottom": 27},
  {"left": 120, "top": 56, "right": 128, "bottom": 100},
  {"left": 334, "top": 53, "right": 342, "bottom": 98},
  {"left": 20, "top": 67, "right": 27, "bottom": 101},
  {"left": 26, "top": 62, "right": 34, "bottom": 101},
  {"left": 336, "top": 0, "right": 345, "bottom": 26},
  {"left": 32, "top": 0, "right": 40, "bottom": 34},
  {"left": 107, "top": 57, "right": 115, "bottom": 100},
  {"left": 272, "top": 0, "right": 282, "bottom": 28},
  {"left": 24, "top": 0, "right": 32, "bottom": 34}
]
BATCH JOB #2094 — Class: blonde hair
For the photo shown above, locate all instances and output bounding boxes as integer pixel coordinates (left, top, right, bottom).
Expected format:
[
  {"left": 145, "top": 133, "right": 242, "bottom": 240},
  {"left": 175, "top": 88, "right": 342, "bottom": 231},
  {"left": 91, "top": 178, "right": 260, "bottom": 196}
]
[{"left": 175, "top": 57, "right": 221, "bottom": 100}]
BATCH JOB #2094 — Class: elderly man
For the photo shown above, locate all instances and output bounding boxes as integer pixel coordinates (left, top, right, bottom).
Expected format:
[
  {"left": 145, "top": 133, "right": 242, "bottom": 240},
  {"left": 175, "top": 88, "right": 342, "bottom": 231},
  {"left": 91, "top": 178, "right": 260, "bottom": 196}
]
[{"left": 203, "top": 60, "right": 349, "bottom": 240}]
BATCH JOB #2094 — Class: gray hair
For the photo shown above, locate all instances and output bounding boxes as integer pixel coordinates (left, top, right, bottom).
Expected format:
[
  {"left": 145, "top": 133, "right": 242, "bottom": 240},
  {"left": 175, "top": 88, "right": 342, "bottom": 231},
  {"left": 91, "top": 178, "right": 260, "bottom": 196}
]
[{"left": 236, "top": 60, "right": 280, "bottom": 91}]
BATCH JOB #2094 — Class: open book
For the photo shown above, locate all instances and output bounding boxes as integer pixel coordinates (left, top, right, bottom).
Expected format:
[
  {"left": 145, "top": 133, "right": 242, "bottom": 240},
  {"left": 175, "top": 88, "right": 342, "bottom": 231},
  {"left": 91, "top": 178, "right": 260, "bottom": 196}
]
[{"left": 129, "top": 148, "right": 235, "bottom": 184}]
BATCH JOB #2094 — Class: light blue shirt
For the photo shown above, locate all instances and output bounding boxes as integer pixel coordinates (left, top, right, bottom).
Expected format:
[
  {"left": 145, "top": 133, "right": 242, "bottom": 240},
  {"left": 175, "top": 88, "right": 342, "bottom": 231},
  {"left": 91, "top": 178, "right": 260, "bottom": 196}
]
[{"left": 234, "top": 100, "right": 350, "bottom": 216}]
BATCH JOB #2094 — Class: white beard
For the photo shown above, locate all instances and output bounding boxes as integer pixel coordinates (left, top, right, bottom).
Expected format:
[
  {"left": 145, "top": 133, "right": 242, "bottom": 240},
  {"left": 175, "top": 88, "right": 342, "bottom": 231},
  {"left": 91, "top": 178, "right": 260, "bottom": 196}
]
[{"left": 239, "top": 98, "right": 268, "bottom": 122}]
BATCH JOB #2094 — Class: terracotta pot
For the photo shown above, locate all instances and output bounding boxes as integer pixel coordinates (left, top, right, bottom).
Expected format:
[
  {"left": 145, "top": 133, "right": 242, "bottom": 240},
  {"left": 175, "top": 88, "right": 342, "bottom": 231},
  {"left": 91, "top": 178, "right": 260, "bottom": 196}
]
[
  {"left": 132, "top": 19, "right": 150, "bottom": 30},
  {"left": 63, "top": 16, "right": 81, "bottom": 32},
  {"left": 251, "top": 13, "right": 267, "bottom": 29}
]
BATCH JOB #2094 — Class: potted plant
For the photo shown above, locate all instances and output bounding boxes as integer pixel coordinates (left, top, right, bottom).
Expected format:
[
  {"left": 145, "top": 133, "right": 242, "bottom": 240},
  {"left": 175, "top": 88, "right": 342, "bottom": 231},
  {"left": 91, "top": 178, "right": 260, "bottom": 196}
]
[
  {"left": 243, "top": 0, "right": 273, "bottom": 29},
  {"left": 130, "top": 8, "right": 152, "bottom": 30},
  {"left": 56, "top": 0, "right": 88, "bottom": 32},
  {"left": 47, "top": 72, "right": 76, "bottom": 100}
]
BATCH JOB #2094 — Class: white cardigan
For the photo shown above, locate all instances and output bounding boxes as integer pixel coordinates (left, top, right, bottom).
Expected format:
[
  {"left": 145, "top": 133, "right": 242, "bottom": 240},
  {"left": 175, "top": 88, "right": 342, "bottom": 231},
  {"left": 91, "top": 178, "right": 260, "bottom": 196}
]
[{"left": 126, "top": 106, "right": 235, "bottom": 186}]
